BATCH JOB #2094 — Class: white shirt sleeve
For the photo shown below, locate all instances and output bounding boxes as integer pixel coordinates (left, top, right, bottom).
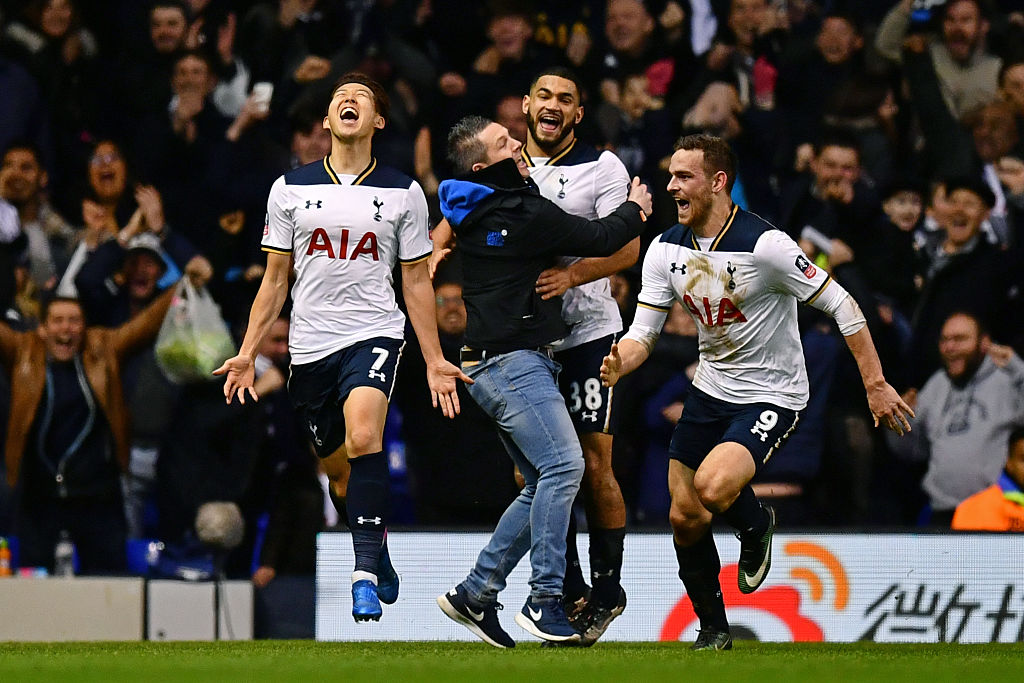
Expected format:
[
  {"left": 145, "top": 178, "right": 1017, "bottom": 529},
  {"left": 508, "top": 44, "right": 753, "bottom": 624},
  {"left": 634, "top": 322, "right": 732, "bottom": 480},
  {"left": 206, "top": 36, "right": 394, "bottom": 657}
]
[
  {"left": 397, "top": 180, "right": 432, "bottom": 262},
  {"left": 262, "top": 176, "right": 294, "bottom": 253},
  {"left": 593, "top": 151, "right": 631, "bottom": 219},
  {"left": 755, "top": 229, "right": 834, "bottom": 304}
]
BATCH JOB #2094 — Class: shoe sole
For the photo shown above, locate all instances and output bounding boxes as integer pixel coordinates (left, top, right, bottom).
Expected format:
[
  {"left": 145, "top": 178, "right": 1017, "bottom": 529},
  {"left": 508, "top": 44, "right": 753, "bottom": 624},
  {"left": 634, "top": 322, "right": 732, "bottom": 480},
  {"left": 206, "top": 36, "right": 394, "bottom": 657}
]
[
  {"left": 738, "top": 506, "right": 775, "bottom": 595},
  {"left": 352, "top": 611, "right": 382, "bottom": 622},
  {"left": 580, "top": 598, "right": 627, "bottom": 646},
  {"left": 436, "top": 594, "right": 513, "bottom": 649},
  {"left": 513, "top": 612, "right": 581, "bottom": 642}
]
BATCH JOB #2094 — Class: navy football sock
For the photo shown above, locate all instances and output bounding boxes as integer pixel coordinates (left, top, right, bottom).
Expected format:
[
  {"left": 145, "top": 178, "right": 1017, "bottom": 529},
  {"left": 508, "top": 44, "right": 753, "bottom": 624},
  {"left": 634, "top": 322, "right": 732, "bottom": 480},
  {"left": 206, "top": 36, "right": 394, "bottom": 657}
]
[
  {"left": 346, "top": 451, "right": 390, "bottom": 575},
  {"left": 562, "top": 510, "right": 589, "bottom": 601},
  {"left": 675, "top": 531, "right": 729, "bottom": 632},
  {"left": 589, "top": 526, "right": 625, "bottom": 608},
  {"left": 721, "top": 485, "right": 769, "bottom": 537}
]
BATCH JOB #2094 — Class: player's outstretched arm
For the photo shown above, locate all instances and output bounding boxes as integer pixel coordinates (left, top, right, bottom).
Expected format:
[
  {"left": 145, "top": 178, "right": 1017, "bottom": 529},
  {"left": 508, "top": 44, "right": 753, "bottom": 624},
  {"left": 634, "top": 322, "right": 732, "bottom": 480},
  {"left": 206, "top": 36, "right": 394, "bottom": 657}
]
[
  {"left": 401, "top": 258, "right": 473, "bottom": 418},
  {"left": 428, "top": 218, "right": 455, "bottom": 280},
  {"left": 600, "top": 338, "right": 650, "bottom": 387},
  {"left": 843, "top": 326, "right": 915, "bottom": 435},
  {"left": 214, "top": 251, "right": 291, "bottom": 404}
]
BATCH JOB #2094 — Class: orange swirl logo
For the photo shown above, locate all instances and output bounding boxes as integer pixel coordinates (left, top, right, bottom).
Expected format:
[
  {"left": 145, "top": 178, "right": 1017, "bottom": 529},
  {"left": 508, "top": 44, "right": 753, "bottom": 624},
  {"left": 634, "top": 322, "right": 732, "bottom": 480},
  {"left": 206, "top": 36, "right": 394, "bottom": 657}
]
[{"left": 659, "top": 541, "right": 848, "bottom": 642}]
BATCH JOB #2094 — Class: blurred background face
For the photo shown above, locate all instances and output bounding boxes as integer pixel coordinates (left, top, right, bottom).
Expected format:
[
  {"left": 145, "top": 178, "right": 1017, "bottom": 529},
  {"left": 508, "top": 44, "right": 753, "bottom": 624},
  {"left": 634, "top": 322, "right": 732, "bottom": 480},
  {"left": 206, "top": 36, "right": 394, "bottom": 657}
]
[
  {"left": 883, "top": 191, "right": 923, "bottom": 232},
  {"left": 942, "top": 0, "right": 985, "bottom": 62},
  {"left": 259, "top": 318, "right": 290, "bottom": 366},
  {"left": 1000, "top": 63, "right": 1024, "bottom": 115},
  {"left": 88, "top": 141, "right": 126, "bottom": 203},
  {"left": 971, "top": 103, "right": 1018, "bottom": 163},
  {"left": 150, "top": 6, "right": 187, "bottom": 54},
  {"left": 945, "top": 189, "right": 988, "bottom": 247},
  {"left": 938, "top": 313, "right": 985, "bottom": 381},
  {"left": 605, "top": 0, "right": 653, "bottom": 54},
  {"left": 816, "top": 17, "right": 862, "bottom": 65},
  {"left": 1006, "top": 437, "right": 1024, "bottom": 486},
  {"left": 487, "top": 15, "right": 532, "bottom": 60},
  {"left": 495, "top": 95, "right": 529, "bottom": 148},
  {"left": 728, "top": 0, "right": 768, "bottom": 50},
  {"left": 41, "top": 0, "right": 73, "bottom": 39},
  {"left": 172, "top": 55, "right": 215, "bottom": 98},
  {"left": 620, "top": 74, "right": 651, "bottom": 121},
  {"left": 41, "top": 300, "right": 85, "bottom": 361},
  {"left": 435, "top": 283, "right": 466, "bottom": 336},
  {"left": 124, "top": 251, "right": 163, "bottom": 301},
  {"left": 812, "top": 145, "right": 860, "bottom": 187},
  {"left": 0, "top": 148, "right": 45, "bottom": 205},
  {"left": 291, "top": 122, "right": 332, "bottom": 165}
]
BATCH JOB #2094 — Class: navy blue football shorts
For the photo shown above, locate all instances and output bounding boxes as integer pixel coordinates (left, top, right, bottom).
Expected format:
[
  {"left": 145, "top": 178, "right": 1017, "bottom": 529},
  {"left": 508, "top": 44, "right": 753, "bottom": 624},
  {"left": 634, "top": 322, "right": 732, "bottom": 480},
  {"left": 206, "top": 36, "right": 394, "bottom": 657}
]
[
  {"left": 288, "top": 336, "right": 404, "bottom": 458},
  {"left": 668, "top": 385, "right": 800, "bottom": 472},
  {"left": 555, "top": 334, "right": 620, "bottom": 434}
]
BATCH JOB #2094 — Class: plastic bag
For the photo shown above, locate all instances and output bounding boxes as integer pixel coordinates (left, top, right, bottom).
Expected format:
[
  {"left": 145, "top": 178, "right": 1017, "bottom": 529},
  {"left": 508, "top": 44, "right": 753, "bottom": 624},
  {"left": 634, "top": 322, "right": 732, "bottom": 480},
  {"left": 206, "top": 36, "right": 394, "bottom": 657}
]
[{"left": 155, "top": 279, "right": 236, "bottom": 384}]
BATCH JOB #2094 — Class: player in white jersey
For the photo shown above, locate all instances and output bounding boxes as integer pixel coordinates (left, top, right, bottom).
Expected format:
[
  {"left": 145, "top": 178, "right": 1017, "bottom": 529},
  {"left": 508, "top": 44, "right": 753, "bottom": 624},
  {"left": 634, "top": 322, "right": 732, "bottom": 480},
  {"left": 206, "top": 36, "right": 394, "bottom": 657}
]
[
  {"left": 600, "top": 135, "right": 913, "bottom": 650},
  {"left": 215, "top": 73, "right": 469, "bottom": 623},
  {"left": 521, "top": 68, "right": 637, "bottom": 645}
]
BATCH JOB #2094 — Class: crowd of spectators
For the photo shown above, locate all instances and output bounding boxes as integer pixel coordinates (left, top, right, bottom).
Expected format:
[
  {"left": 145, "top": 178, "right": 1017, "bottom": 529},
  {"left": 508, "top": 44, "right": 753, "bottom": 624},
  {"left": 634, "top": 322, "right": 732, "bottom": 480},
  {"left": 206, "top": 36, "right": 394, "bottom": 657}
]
[{"left": 1, "top": 0, "right": 1024, "bottom": 578}]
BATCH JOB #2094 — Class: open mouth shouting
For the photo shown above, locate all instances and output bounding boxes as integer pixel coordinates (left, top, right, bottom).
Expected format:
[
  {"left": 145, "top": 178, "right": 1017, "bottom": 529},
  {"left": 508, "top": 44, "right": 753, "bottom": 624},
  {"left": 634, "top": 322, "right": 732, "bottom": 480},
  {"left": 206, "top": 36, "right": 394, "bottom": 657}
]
[
  {"left": 537, "top": 111, "right": 562, "bottom": 136},
  {"left": 339, "top": 105, "right": 360, "bottom": 124}
]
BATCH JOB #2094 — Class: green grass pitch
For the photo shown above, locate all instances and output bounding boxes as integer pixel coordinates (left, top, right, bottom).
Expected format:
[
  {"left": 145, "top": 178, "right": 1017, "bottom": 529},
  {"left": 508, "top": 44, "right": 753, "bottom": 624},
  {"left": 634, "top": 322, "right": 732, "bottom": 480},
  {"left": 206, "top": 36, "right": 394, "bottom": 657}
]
[{"left": 1, "top": 641, "right": 1021, "bottom": 682}]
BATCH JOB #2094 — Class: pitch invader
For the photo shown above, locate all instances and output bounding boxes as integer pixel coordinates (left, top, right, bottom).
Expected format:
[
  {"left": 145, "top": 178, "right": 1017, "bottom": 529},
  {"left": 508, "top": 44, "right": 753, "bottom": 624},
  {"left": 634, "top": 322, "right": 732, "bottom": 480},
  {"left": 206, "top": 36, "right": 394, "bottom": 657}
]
[
  {"left": 216, "top": 73, "right": 469, "bottom": 622},
  {"left": 520, "top": 67, "right": 639, "bottom": 645},
  {"left": 600, "top": 135, "right": 913, "bottom": 650}
]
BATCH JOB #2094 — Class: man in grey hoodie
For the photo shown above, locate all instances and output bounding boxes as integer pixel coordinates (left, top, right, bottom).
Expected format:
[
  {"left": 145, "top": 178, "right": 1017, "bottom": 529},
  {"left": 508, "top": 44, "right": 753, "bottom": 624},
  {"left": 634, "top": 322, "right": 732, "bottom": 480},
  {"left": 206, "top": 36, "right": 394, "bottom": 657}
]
[{"left": 891, "top": 311, "right": 1024, "bottom": 525}]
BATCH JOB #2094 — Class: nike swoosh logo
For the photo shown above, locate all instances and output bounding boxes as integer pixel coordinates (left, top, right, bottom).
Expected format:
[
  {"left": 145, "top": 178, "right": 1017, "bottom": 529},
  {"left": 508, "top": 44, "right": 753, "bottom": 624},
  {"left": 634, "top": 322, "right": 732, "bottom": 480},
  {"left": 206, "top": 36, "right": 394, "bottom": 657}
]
[
  {"left": 467, "top": 606, "right": 485, "bottom": 622},
  {"left": 743, "top": 561, "right": 768, "bottom": 587},
  {"left": 528, "top": 606, "right": 542, "bottom": 621}
]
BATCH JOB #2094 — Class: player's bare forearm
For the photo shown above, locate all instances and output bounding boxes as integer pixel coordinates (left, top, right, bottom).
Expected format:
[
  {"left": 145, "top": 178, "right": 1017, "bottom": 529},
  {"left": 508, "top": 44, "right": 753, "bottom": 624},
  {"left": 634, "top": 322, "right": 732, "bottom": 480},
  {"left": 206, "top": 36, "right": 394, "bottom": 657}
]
[
  {"left": 615, "top": 337, "right": 650, "bottom": 377},
  {"left": 567, "top": 237, "right": 639, "bottom": 287},
  {"left": 238, "top": 253, "right": 291, "bottom": 360},
  {"left": 843, "top": 325, "right": 915, "bottom": 434},
  {"left": 600, "top": 338, "right": 650, "bottom": 387},
  {"left": 402, "top": 259, "right": 447, "bottom": 364},
  {"left": 537, "top": 238, "right": 639, "bottom": 300}
]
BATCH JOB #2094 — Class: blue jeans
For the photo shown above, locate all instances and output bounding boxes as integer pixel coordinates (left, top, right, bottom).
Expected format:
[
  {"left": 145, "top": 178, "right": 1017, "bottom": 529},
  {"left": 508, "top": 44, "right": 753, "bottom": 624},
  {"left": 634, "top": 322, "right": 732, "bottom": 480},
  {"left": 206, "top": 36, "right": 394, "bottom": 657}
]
[{"left": 460, "top": 350, "right": 585, "bottom": 602}]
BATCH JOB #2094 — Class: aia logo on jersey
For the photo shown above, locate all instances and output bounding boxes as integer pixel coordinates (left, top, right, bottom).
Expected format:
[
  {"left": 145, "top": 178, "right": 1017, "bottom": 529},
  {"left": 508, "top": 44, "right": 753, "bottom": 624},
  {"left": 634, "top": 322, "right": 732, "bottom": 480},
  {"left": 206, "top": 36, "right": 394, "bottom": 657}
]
[
  {"left": 795, "top": 255, "right": 816, "bottom": 279},
  {"left": 306, "top": 228, "right": 380, "bottom": 260},
  {"left": 683, "top": 294, "right": 747, "bottom": 327},
  {"left": 263, "top": 213, "right": 269, "bottom": 237}
]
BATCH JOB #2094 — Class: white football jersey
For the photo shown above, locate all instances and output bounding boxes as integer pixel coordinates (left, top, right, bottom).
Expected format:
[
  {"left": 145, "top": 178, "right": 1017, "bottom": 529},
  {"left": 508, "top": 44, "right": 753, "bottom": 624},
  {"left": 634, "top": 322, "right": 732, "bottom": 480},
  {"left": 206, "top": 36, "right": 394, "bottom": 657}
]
[
  {"left": 262, "top": 157, "right": 431, "bottom": 364},
  {"left": 637, "top": 206, "right": 833, "bottom": 410},
  {"left": 525, "top": 142, "right": 631, "bottom": 349}
]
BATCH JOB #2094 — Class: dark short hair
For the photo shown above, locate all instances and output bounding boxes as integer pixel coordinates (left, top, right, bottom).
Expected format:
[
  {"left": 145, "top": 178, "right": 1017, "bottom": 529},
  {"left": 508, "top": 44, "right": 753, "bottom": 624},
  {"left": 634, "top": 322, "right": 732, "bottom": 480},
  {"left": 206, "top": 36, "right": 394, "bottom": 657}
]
[
  {"left": 529, "top": 66, "right": 584, "bottom": 100},
  {"left": 332, "top": 72, "right": 390, "bottom": 124},
  {"left": 814, "top": 127, "right": 861, "bottom": 159},
  {"left": 1009, "top": 425, "right": 1024, "bottom": 448},
  {"left": 150, "top": 1, "right": 188, "bottom": 19},
  {"left": 41, "top": 295, "right": 84, "bottom": 323},
  {"left": 289, "top": 98, "right": 327, "bottom": 135},
  {"left": 674, "top": 134, "right": 738, "bottom": 192},
  {"left": 2, "top": 138, "right": 43, "bottom": 164},
  {"left": 173, "top": 48, "right": 214, "bottom": 73},
  {"left": 942, "top": 0, "right": 987, "bottom": 21},
  {"left": 447, "top": 115, "right": 493, "bottom": 175},
  {"left": 945, "top": 175, "right": 996, "bottom": 208},
  {"left": 822, "top": 11, "right": 863, "bottom": 36}
]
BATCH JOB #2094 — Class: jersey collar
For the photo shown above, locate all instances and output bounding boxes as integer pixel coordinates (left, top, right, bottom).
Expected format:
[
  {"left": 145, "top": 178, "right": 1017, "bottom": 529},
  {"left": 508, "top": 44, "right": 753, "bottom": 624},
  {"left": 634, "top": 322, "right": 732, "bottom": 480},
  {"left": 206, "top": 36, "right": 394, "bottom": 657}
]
[
  {"left": 690, "top": 204, "right": 739, "bottom": 251},
  {"left": 522, "top": 138, "right": 576, "bottom": 168},
  {"left": 323, "top": 156, "right": 377, "bottom": 185}
]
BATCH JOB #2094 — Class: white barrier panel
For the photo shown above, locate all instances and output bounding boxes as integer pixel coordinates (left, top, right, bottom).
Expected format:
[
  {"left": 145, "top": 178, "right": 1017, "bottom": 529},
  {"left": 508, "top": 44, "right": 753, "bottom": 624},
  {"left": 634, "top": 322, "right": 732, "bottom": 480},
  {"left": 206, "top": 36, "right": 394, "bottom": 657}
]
[
  {"left": 316, "top": 532, "right": 1024, "bottom": 643},
  {"left": 0, "top": 577, "right": 144, "bottom": 641}
]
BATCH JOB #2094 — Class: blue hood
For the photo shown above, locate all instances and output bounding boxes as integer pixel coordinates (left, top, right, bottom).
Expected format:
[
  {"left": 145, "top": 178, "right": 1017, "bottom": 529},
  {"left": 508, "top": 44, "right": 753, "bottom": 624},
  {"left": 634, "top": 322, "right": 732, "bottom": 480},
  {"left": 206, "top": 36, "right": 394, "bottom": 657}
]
[{"left": 438, "top": 179, "right": 495, "bottom": 227}]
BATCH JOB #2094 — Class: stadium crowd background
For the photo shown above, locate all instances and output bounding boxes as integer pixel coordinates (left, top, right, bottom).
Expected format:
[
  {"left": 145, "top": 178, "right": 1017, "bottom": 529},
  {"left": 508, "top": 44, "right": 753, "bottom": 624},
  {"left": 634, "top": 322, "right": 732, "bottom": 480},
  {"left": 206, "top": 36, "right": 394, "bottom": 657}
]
[{"left": 0, "top": 0, "right": 1023, "bottom": 579}]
